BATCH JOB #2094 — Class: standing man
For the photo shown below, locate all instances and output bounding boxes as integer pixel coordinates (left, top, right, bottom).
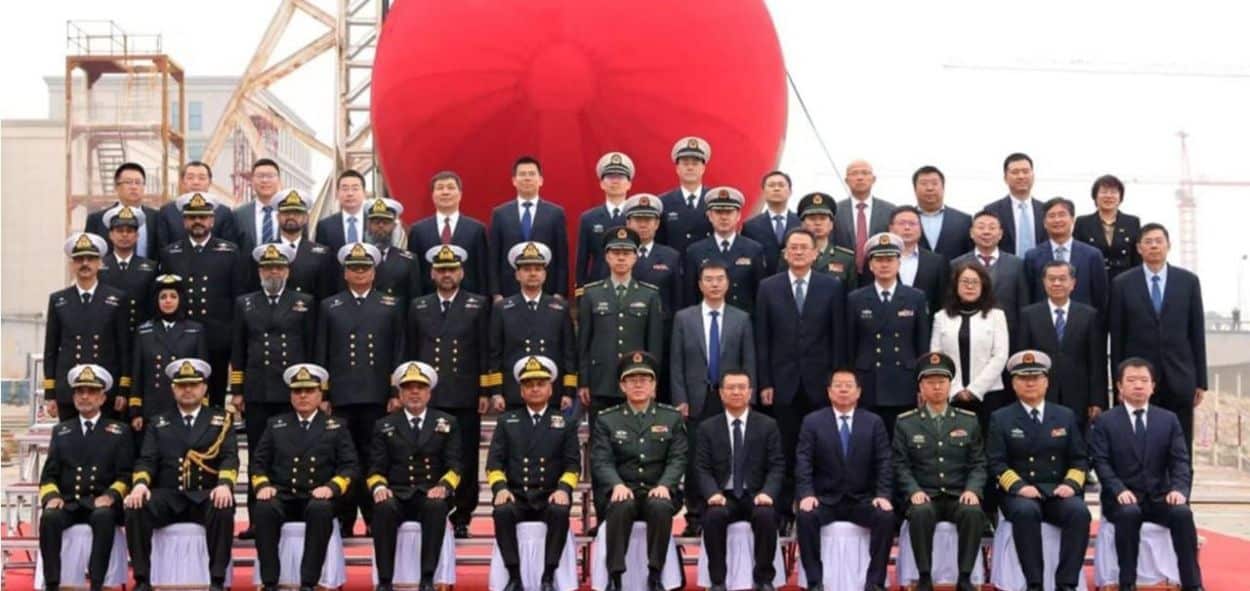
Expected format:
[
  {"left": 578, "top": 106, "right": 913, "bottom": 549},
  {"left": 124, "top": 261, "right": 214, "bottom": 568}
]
[
  {"left": 952, "top": 210, "right": 1031, "bottom": 332},
  {"left": 99, "top": 204, "right": 158, "bottom": 333},
  {"left": 487, "top": 356, "right": 582, "bottom": 591},
  {"left": 487, "top": 242, "right": 578, "bottom": 410},
  {"left": 846, "top": 233, "right": 931, "bottom": 436},
  {"left": 369, "top": 362, "right": 463, "bottom": 591},
  {"left": 1089, "top": 358, "right": 1205, "bottom": 591},
  {"left": 316, "top": 242, "right": 406, "bottom": 533},
  {"left": 85, "top": 162, "right": 159, "bottom": 259},
  {"left": 834, "top": 159, "right": 895, "bottom": 269},
  {"left": 407, "top": 171, "right": 489, "bottom": 295},
  {"left": 591, "top": 352, "right": 687, "bottom": 591},
  {"left": 877, "top": 206, "right": 949, "bottom": 316},
  {"left": 251, "top": 363, "right": 358, "bottom": 591},
  {"left": 893, "top": 353, "right": 987, "bottom": 591},
  {"left": 233, "top": 158, "right": 285, "bottom": 252},
  {"left": 780, "top": 192, "right": 858, "bottom": 288},
  {"left": 1023, "top": 197, "right": 1109, "bottom": 313},
  {"left": 696, "top": 370, "right": 784, "bottom": 591},
  {"left": 984, "top": 153, "right": 1046, "bottom": 256},
  {"left": 364, "top": 197, "right": 422, "bottom": 303},
  {"left": 742, "top": 170, "right": 799, "bottom": 276},
  {"left": 123, "top": 359, "right": 237, "bottom": 591},
  {"left": 1108, "top": 224, "right": 1206, "bottom": 451},
  {"left": 625, "top": 194, "right": 683, "bottom": 328},
  {"left": 656, "top": 137, "right": 712, "bottom": 255},
  {"left": 987, "top": 351, "right": 1091, "bottom": 591},
  {"left": 795, "top": 369, "right": 895, "bottom": 591},
  {"left": 682, "top": 187, "right": 767, "bottom": 313},
  {"left": 155, "top": 161, "right": 239, "bottom": 252},
  {"left": 243, "top": 190, "right": 335, "bottom": 300},
  {"left": 1016, "top": 261, "right": 1108, "bottom": 429},
  {"left": 488, "top": 156, "right": 569, "bottom": 299},
  {"left": 315, "top": 170, "right": 370, "bottom": 253},
  {"left": 670, "top": 259, "right": 757, "bottom": 537},
  {"left": 913, "top": 166, "right": 973, "bottom": 261},
  {"left": 576, "top": 152, "right": 635, "bottom": 294},
  {"left": 39, "top": 364, "right": 134, "bottom": 591},
  {"left": 44, "top": 233, "right": 130, "bottom": 420},
  {"left": 407, "top": 244, "right": 491, "bottom": 538}
]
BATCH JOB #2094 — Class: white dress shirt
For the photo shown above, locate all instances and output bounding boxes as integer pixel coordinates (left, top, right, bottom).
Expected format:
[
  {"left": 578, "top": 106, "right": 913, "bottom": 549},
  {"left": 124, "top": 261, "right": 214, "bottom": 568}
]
[
  {"left": 516, "top": 196, "right": 541, "bottom": 224},
  {"left": 1050, "top": 237, "right": 1075, "bottom": 261},
  {"left": 920, "top": 207, "right": 945, "bottom": 248},
  {"left": 684, "top": 186, "right": 705, "bottom": 207},
  {"left": 974, "top": 247, "right": 1000, "bottom": 267},
  {"left": 350, "top": 289, "right": 372, "bottom": 300},
  {"left": 404, "top": 408, "right": 428, "bottom": 428},
  {"left": 341, "top": 209, "right": 364, "bottom": 243},
  {"left": 900, "top": 248, "right": 920, "bottom": 286},
  {"left": 79, "top": 413, "right": 102, "bottom": 435},
  {"left": 874, "top": 280, "right": 898, "bottom": 302},
  {"left": 178, "top": 406, "right": 202, "bottom": 425},
  {"left": 1143, "top": 263, "right": 1168, "bottom": 297},
  {"left": 76, "top": 282, "right": 98, "bottom": 302},
  {"left": 834, "top": 407, "right": 855, "bottom": 432},
  {"left": 526, "top": 405, "right": 548, "bottom": 423},
  {"left": 1125, "top": 402, "right": 1150, "bottom": 431},
  {"left": 789, "top": 269, "right": 812, "bottom": 301},
  {"left": 295, "top": 409, "right": 319, "bottom": 425},
  {"left": 1048, "top": 299, "right": 1071, "bottom": 328},
  {"left": 439, "top": 291, "right": 459, "bottom": 310},
  {"left": 713, "top": 232, "right": 737, "bottom": 251},
  {"left": 253, "top": 196, "right": 280, "bottom": 243},
  {"left": 1020, "top": 400, "right": 1045, "bottom": 423}
]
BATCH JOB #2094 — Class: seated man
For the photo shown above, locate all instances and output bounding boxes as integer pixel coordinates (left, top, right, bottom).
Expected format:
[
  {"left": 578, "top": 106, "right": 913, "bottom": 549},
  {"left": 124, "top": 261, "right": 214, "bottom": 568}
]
[
  {"left": 590, "top": 351, "right": 687, "bottom": 591},
  {"left": 1090, "top": 358, "right": 1205, "bottom": 591},
  {"left": 123, "top": 358, "right": 238, "bottom": 591},
  {"left": 795, "top": 368, "right": 895, "bottom": 591},
  {"left": 487, "top": 356, "right": 582, "bottom": 591},
  {"left": 696, "top": 369, "right": 784, "bottom": 591},
  {"left": 39, "top": 365, "right": 134, "bottom": 591},
  {"left": 987, "top": 351, "right": 1090, "bottom": 591},
  {"left": 250, "top": 364, "right": 359, "bottom": 591},
  {"left": 368, "top": 361, "right": 463, "bottom": 591},
  {"left": 893, "top": 352, "right": 987, "bottom": 591}
]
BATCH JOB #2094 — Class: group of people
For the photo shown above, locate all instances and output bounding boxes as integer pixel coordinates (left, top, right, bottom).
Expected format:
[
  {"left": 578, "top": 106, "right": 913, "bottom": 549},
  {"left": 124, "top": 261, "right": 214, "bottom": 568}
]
[{"left": 37, "top": 138, "right": 1207, "bottom": 591}]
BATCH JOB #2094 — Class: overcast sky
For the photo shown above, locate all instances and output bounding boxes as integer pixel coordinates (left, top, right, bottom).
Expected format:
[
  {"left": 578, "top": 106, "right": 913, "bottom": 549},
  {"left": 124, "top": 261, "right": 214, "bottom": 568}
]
[{"left": 4, "top": 0, "right": 1248, "bottom": 311}]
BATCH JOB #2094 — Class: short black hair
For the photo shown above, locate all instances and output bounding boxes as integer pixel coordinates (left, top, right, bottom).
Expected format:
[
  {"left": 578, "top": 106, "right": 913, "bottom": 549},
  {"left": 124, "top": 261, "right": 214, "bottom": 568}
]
[
  {"left": 1003, "top": 152, "right": 1034, "bottom": 173},
  {"left": 114, "top": 162, "right": 147, "bottom": 183},
  {"left": 1041, "top": 259, "right": 1075, "bottom": 278},
  {"left": 697, "top": 258, "right": 729, "bottom": 280},
  {"left": 782, "top": 228, "right": 817, "bottom": 248},
  {"left": 972, "top": 209, "right": 1002, "bottom": 226},
  {"left": 889, "top": 204, "right": 922, "bottom": 225},
  {"left": 911, "top": 165, "right": 945, "bottom": 186},
  {"left": 338, "top": 169, "right": 366, "bottom": 189},
  {"left": 719, "top": 369, "right": 752, "bottom": 386},
  {"left": 513, "top": 156, "right": 542, "bottom": 175},
  {"left": 1042, "top": 197, "right": 1075, "bottom": 217},
  {"left": 828, "top": 367, "right": 859, "bottom": 387},
  {"left": 760, "top": 170, "right": 792, "bottom": 188},
  {"left": 252, "top": 158, "right": 281, "bottom": 174},
  {"left": 181, "top": 161, "right": 212, "bottom": 180},
  {"left": 429, "top": 170, "right": 462, "bottom": 191},
  {"left": 1116, "top": 357, "right": 1157, "bottom": 382},
  {"left": 1139, "top": 222, "right": 1170, "bottom": 243},
  {"left": 1090, "top": 174, "right": 1125, "bottom": 202}
]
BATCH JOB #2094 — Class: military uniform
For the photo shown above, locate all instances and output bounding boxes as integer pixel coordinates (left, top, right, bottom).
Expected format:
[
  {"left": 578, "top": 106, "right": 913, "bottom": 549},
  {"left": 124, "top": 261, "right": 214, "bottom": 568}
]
[
  {"left": 656, "top": 137, "right": 713, "bottom": 254},
  {"left": 361, "top": 198, "right": 422, "bottom": 303},
  {"left": 126, "top": 359, "right": 238, "bottom": 589},
  {"left": 779, "top": 192, "right": 858, "bottom": 288},
  {"left": 681, "top": 187, "right": 768, "bottom": 312},
  {"left": 126, "top": 276, "right": 208, "bottom": 421},
  {"left": 99, "top": 253, "right": 158, "bottom": 333},
  {"left": 368, "top": 362, "right": 463, "bottom": 589},
  {"left": 38, "top": 365, "right": 134, "bottom": 591},
  {"left": 987, "top": 351, "right": 1090, "bottom": 591},
  {"left": 251, "top": 364, "right": 359, "bottom": 590},
  {"left": 242, "top": 191, "right": 336, "bottom": 301},
  {"left": 575, "top": 152, "right": 636, "bottom": 291}
]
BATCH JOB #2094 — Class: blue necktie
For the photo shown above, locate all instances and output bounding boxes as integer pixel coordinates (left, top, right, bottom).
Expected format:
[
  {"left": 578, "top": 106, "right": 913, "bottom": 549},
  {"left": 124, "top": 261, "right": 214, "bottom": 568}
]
[
  {"left": 773, "top": 215, "right": 785, "bottom": 244},
  {"left": 707, "top": 310, "right": 721, "bottom": 386},
  {"left": 1150, "top": 275, "right": 1163, "bottom": 314},
  {"left": 1133, "top": 409, "right": 1147, "bottom": 454},
  {"left": 262, "top": 205, "right": 274, "bottom": 243},
  {"left": 137, "top": 226, "right": 148, "bottom": 258},
  {"left": 731, "top": 418, "right": 745, "bottom": 497},
  {"left": 521, "top": 201, "right": 534, "bottom": 241},
  {"left": 794, "top": 278, "right": 806, "bottom": 313},
  {"left": 1054, "top": 307, "right": 1066, "bottom": 341},
  {"left": 346, "top": 216, "right": 358, "bottom": 243},
  {"left": 1054, "top": 245, "right": 1067, "bottom": 262},
  {"left": 1016, "top": 202, "right": 1034, "bottom": 254},
  {"left": 839, "top": 415, "right": 851, "bottom": 458}
]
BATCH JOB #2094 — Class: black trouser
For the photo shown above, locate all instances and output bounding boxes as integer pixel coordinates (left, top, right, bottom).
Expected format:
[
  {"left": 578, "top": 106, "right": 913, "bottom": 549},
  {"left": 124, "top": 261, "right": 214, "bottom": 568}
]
[
  {"left": 1156, "top": 389, "right": 1195, "bottom": 457},
  {"left": 1000, "top": 495, "right": 1090, "bottom": 587},
  {"left": 1104, "top": 498, "right": 1203, "bottom": 588},
  {"left": 796, "top": 498, "right": 895, "bottom": 587},
  {"left": 588, "top": 395, "right": 621, "bottom": 522},
  {"left": 875, "top": 404, "right": 914, "bottom": 441},
  {"left": 603, "top": 493, "right": 677, "bottom": 576},
  {"left": 333, "top": 402, "right": 387, "bottom": 533},
  {"left": 39, "top": 502, "right": 123, "bottom": 589},
  {"left": 768, "top": 393, "right": 819, "bottom": 521},
  {"left": 492, "top": 492, "right": 573, "bottom": 579},
  {"left": 904, "top": 495, "right": 987, "bottom": 578},
  {"left": 243, "top": 401, "right": 289, "bottom": 529},
  {"left": 702, "top": 494, "right": 779, "bottom": 585},
  {"left": 125, "top": 489, "right": 235, "bottom": 584},
  {"left": 371, "top": 493, "right": 452, "bottom": 583},
  {"left": 206, "top": 345, "right": 230, "bottom": 407},
  {"left": 951, "top": 391, "right": 1006, "bottom": 521},
  {"left": 437, "top": 405, "right": 481, "bottom": 528},
  {"left": 253, "top": 495, "right": 338, "bottom": 587},
  {"left": 682, "top": 388, "right": 723, "bottom": 527}
]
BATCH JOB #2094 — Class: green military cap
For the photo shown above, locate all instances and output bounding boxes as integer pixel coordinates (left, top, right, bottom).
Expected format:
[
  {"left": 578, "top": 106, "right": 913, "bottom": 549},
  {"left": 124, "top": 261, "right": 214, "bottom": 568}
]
[
  {"left": 866, "top": 232, "right": 904, "bottom": 258},
  {"left": 252, "top": 243, "right": 296, "bottom": 267},
  {"left": 622, "top": 193, "right": 663, "bottom": 219},
  {"left": 916, "top": 351, "right": 956, "bottom": 381},
  {"left": 176, "top": 192, "right": 217, "bottom": 216},
  {"left": 64, "top": 232, "right": 108, "bottom": 258},
  {"left": 1007, "top": 350, "right": 1052, "bottom": 376},
  {"left": 68, "top": 364, "right": 113, "bottom": 392},
  {"left": 514, "top": 355, "right": 558, "bottom": 383},
  {"left": 365, "top": 197, "right": 404, "bottom": 221},
  {"left": 596, "top": 152, "right": 635, "bottom": 179},
  {"left": 797, "top": 192, "right": 837, "bottom": 219},
  {"left": 283, "top": 363, "right": 328, "bottom": 389},
  {"left": 425, "top": 244, "right": 467, "bottom": 270},
  {"left": 102, "top": 204, "right": 144, "bottom": 229},
  {"left": 165, "top": 358, "right": 212, "bottom": 384},
  {"left": 704, "top": 186, "right": 744, "bottom": 211},
  {"left": 276, "top": 189, "right": 309, "bottom": 213},
  {"left": 601, "top": 226, "right": 640, "bottom": 252},
  {"left": 337, "top": 242, "right": 382, "bottom": 267},
  {"left": 618, "top": 350, "right": 658, "bottom": 380},
  {"left": 671, "top": 136, "right": 711, "bottom": 163}
]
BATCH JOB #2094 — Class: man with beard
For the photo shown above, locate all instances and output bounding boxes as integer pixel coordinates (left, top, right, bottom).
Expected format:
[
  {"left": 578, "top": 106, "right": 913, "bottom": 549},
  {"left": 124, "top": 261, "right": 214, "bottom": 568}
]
[
  {"left": 99, "top": 204, "right": 158, "bottom": 333},
  {"left": 360, "top": 197, "right": 422, "bottom": 303},
  {"left": 243, "top": 190, "right": 335, "bottom": 300}
]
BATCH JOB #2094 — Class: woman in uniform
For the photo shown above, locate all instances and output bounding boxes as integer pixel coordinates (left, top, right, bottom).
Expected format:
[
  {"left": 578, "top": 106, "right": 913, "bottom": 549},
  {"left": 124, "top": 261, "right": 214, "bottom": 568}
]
[{"left": 126, "top": 274, "right": 207, "bottom": 431}]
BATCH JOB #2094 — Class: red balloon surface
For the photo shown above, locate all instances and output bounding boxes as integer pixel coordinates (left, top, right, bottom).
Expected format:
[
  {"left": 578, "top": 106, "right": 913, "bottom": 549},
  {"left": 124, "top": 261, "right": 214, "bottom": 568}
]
[{"left": 372, "top": 0, "right": 787, "bottom": 280}]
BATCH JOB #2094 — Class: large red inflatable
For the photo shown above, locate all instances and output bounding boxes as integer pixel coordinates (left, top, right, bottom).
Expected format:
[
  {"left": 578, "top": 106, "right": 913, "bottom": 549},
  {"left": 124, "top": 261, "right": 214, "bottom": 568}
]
[{"left": 372, "top": 0, "right": 787, "bottom": 276}]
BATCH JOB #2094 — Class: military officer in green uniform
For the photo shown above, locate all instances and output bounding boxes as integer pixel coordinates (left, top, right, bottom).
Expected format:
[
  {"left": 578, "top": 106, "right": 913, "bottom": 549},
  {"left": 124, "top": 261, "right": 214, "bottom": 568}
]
[
  {"left": 779, "top": 192, "right": 857, "bottom": 288},
  {"left": 590, "top": 352, "right": 687, "bottom": 591},
  {"left": 893, "top": 352, "right": 987, "bottom": 591}
]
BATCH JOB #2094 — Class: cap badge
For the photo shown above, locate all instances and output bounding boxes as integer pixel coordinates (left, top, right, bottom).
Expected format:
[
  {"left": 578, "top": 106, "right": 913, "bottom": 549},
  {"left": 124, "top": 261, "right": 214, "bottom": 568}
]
[
  {"left": 189, "top": 193, "right": 208, "bottom": 208},
  {"left": 521, "top": 243, "right": 541, "bottom": 258},
  {"left": 1022, "top": 352, "right": 1036, "bottom": 364},
  {"left": 610, "top": 153, "right": 622, "bottom": 164},
  {"left": 687, "top": 138, "right": 699, "bottom": 148},
  {"left": 178, "top": 361, "right": 197, "bottom": 377},
  {"left": 524, "top": 357, "right": 544, "bottom": 373},
  {"left": 74, "top": 235, "right": 94, "bottom": 251},
  {"left": 930, "top": 353, "right": 941, "bottom": 364},
  {"left": 294, "top": 367, "right": 314, "bottom": 382},
  {"left": 79, "top": 366, "right": 97, "bottom": 381},
  {"left": 813, "top": 195, "right": 823, "bottom": 204},
  {"left": 118, "top": 207, "right": 136, "bottom": 220},
  {"left": 632, "top": 352, "right": 643, "bottom": 363},
  {"left": 616, "top": 228, "right": 627, "bottom": 239},
  {"left": 401, "top": 363, "right": 426, "bottom": 384},
  {"left": 879, "top": 235, "right": 891, "bottom": 245}
]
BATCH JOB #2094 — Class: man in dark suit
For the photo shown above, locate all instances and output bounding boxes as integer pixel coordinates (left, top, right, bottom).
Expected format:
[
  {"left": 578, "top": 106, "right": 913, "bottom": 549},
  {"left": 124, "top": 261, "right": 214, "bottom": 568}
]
[
  {"left": 656, "top": 137, "right": 713, "bottom": 255},
  {"left": 406, "top": 171, "right": 489, "bottom": 296},
  {"left": 952, "top": 210, "right": 1030, "bottom": 332},
  {"left": 241, "top": 190, "right": 336, "bottom": 300},
  {"left": 154, "top": 162, "right": 239, "bottom": 251},
  {"left": 847, "top": 233, "right": 931, "bottom": 436},
  {"left": 1089, "top": 358, "right": 1204, "bottom": 591},
  {"left": 231, "top": 158, "right": 284, "bottom": 253},
  {"left": 1023, "top": 197, "right": 1108, "bottom": 313},
  {"left": 84, "top": 162, "right": 159, "bottom": 259},
  {"left": 670, "top": 259, "right": 756, "bottom": 535},
  {"left": 682, "top": 187, "right": 767, "bottom": 312},
  {"left": 314, "top": 170, "right": 369, "bottom": 253},
  {"left": 626, "top": 194, "right": 683, "bottom": 330},
  {"left": 755, "top": 228, "right": 846, "bottom": 528},
  {"left": 361, "top": 198, "right": 423, "bottom": 303},
  {"left": 575, "top": 152, "right": 634, "bottom": 293},
  {"left": 834, "top": 159, "right": 895, "bottom": 269},
  {"left": 983, "top": 153, "right": 1046, "bottom": 256},
  {"left": 488, "top": 157, "right": 569, "bottom": 298},
  {"left": 98, "top": 204, "right": 158, "bottom": 333},
  {"left": 913, "top": 166, "right": 973, "bottom": 261},
  {"left": 795, "top": 369, "right": 895, "bottom": 591},
  {"left": 1108, "top": 224, "right": 1206, "bottom": 451},
  {"left": 780, "top": 193, "right": 857, "bottom": 288},
  {"left": 696, "top": 370, "right": 785, "bottom": 591},
  {"left": 1016, "top": 261, "right": 1108, "bottom": 429},
  {"left": 873, "top": 206, "right": 948, "bottom": 316},
  {"left": 741, "top": 170, "right": 799, "bottom": 276}
]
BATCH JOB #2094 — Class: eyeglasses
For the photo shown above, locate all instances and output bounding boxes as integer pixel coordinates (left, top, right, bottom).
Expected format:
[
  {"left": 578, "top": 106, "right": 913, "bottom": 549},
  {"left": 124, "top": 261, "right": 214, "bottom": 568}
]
[
  {"left": 958, "top": 279, "right": 982, "bottom": 286},
  {"left": 116, "top": 179, "right": 145, "bottom": 186},
  {"left": 253, "top": 173, "right": 279, "bottom": 180}
]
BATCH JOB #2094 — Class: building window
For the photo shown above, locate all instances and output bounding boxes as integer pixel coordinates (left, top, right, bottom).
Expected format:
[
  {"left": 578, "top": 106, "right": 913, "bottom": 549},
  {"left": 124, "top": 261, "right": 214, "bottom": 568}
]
[
  {"left": 187, "top": 140, "right": 205, "bottom": 161},
  {"left": 171, "top": 101, "right": 180, "bottom": 128},
  {"left": 189, "top": 101, "right": 203, "bottom": 131}
]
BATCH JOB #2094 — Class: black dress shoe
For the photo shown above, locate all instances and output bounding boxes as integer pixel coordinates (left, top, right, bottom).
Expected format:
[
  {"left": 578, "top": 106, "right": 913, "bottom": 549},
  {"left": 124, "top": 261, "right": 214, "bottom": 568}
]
[
  {"left": 237, "top": 526, "right": 255, "bottom": 539},
  {"left": 540, "top": 579, "right": 556, "bottom": 591},
  {"left": 299, "top": 586, "right": 315, "bottom": 591},
  {"left": 375, "top": 584, "right": 393, "bottom": 591},
  {"left": 679, "top": 522, "right": 702, "bottom": 537},
  {"left": 955, "top": 574, "right": 976, "bottom": 591},
  {"left": 1027, "top": 585, "right": 1043, "bottom": 591},
  {"left": 502, "top": 577, "right": 523, "bottom": 591},
  {"left": 804, "top": 584, "right": 823, "bottom": 591},
  {"left": 208, "top": 583, "right": 225, "bottom": 591},
  {"left": 605, "top": 574, "right": 622, "bottom": 591},
  {"left": 863, "top": 584, "right": 886, "bottom": 591},
  {"left": 648, "top": 576, "right": 667, "bottom": 591},
  {"left": 132, "top": 582, "right": 152, "bottom": 591},
  {"left": 454, "top": 523, "right": 471, "bottom": 538},
  {"left": 418, "top": 579, "right": 436, "bottom": 591},
  {"left": 755, "top": 583, "right": 776, "bottom": 591},
  {"left": 708, "top": 584, "right": 727, "bottom": 591},
  {"left": 914, "top": 575, "right": 934, "bottom": 591},
  {"left": 1056, "top": 585, "right": 1078, "bottom": 591}
]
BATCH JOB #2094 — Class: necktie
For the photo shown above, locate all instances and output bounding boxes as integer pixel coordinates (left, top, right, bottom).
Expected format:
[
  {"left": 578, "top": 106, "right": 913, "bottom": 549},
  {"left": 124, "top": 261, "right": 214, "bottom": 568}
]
[
  {"left": 269, "top": 295, "right": 279, "bottom": 306},
  {"left": 881, "top": 290, "right": 891, "bottom": 304},
  {"left": 528, "top": 300, "right": 538, "bottom": 312},
  {"left": 184, "top": 414, "right": 195, "bottom": 429},
  {"left": 720, "top": 239, "right": 730, "bottom": 254},
  {"left": 411, "top": 417, "right": 422, "bottom": 433},
  {"left": 687, "top": 194, "right": 697, "bottom": 210},
  {"left": 979, "top": 254, "right": 993, "bottom": 267},
  {"left": 520, "top": 201, "right": 534, "bottom": 240},
  {"left": 532, "top": 413, "right": 542, "bottom": 427},
  {"left": 81, "top": 292, "right": 91, "bottom": 305},
  {"left": 1030, "top": 408, "right": 1041, "bottom": 424},
  {"left": 839, "top": 415, "right": 852, "bottom": 458},
  {"left": 119, "top": 261, "right": 129, "bottom": 271},
  {"left": 262, "top": 205, "right": 275, "bottom": 243},
  {"left": 441, "top": 300, "right": 451, "bottom": 315},
  {"left": 1133, "top": 409, "right": 1147, "bottom": 452},
  {"left": 707, "top": 310, "right": 721, "bottom": 386},
  {"left": 794, "top": 278, "right": 806, "bottom": 312},
  {"left": 615, "top": 284, "right": 626, "bottom": 302},
  {"left": 193, "top": 244, "right": 204, "bottom": 254},
  {"left": 731, "top": 418, "right": 745, "bottom": 497},
  {"left": 638, "top": 246, "right": 648, "bottom": 259},
  {"left": 1016, "top": 202, "right": 1035, "bottom": 255},
  {"left": 84, "top": 420, "right": 94, "bottom": 435},
  {"left": 855, "top": 202, "right": 869, "bottom": 268},
  {"left": 441, "top": 217, "right": 452, "bottom": 244},
  {"left": 346, "top": 216, "right": 358, "bottom": 243},
  {"left": 1054, "top": 307, "right": 1066, "bottom": 341},
  {"left": 611, "top": 207, "right": 620, "bottom": 220},
  {"left": 773, "top": 215, "right": 786, "bottom": 244},
  {"left": 1150, "top": 275, "right": 1163, "bottom": 314},
  {"left": 164, "top": 321, "right": 174, "bottom": 330},
  {"left": 355, "top": 296, "right": 365, "bottom": 306},
  {"left": 300, "top": 419, "right": 311, "bottom": 431},
  {"left": 1054, "top": 245, "right": 1068, "bottom": 262}
]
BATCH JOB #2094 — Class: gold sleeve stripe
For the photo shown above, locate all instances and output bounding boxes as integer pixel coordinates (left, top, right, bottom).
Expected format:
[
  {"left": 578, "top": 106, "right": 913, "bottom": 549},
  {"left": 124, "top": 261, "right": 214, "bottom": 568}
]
[
  {"left": 1064, "top": 469, "right": 1086, "bottom": 487},
  {"left": 479, "top": 374, "right": 493, "bottom": 388},
  {"left": 483, "top": 372, "right": 504, "bottom": 387},
  {"left": 441, "top": 470, "right": 462, "bottom": 490},
  {"left": 128, "top": 397, "right": 143, "bottom": 407},
  {"left": 574, "top": 287, "right": 585, "bottom": 297},
  {"left": 998, "top": 469, "right": 1022, "bottom": 491},
  {"left": 486, "top": 470, "right": 506, "bottom": 486},
  {"left": 119, "top": 376, "right": 133, "bottom": 387},
  {"left": 562, "top": 374, "right": 578, "bottom": 388},
  {"left": 133, "top": 471, "right": 151, "bottom": 484},
  {"left": 229, "top": 371, "right": 244, "bottom": 384},
  {"left": 366, "top": 475, "right": 388, "bottom": 489},
  {"left": 559, "top": 471, "right": 579, "bottom": 488},
  {"left": 109, "top": 481, "right": 129, "bottom": 496},
  {"left": 39, "top": 483, "right": 60, "bottom": 500},
  {"left": 251, "top": 475, "right": 271, "bottom": 488},
  {"left": 43, "top": 378, "right": 56, "bottom": 390},
  {"left": 331, "top": 476, "right": 351, "bottom": 494},
  {"left": 217, "top": 469, "right": 238, "bottom": 484}
]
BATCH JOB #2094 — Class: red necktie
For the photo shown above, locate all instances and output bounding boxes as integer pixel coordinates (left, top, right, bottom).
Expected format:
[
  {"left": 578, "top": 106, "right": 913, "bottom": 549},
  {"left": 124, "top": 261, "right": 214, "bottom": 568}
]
[
  {"left": 980, "top": 255, "right": 993, "bottom": 267},
  {"left": 440, "top": 217, "right": 452, "bottom": 244},
  {"left": 855, "top": 202, "right": 869, "bottom": 268}
]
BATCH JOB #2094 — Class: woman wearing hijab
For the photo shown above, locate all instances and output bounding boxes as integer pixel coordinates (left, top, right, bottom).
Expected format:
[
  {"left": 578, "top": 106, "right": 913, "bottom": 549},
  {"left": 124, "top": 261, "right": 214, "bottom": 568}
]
[{"left": 126, "top": 274, "right": 208, "bottom": 431}]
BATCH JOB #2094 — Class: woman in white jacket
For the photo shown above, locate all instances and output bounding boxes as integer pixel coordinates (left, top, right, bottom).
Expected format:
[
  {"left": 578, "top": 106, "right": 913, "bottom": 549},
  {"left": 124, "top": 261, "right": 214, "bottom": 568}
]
[{"left": 929, "top": 262, "right": 1009, "bottom": 432}]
